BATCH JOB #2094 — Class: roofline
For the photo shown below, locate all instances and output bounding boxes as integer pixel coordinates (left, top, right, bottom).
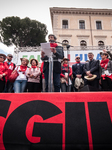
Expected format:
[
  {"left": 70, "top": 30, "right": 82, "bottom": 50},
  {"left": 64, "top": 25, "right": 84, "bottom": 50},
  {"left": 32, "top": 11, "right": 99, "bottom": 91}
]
[{"left": 50, "top": 7, "right": 112, "bottom": 27}]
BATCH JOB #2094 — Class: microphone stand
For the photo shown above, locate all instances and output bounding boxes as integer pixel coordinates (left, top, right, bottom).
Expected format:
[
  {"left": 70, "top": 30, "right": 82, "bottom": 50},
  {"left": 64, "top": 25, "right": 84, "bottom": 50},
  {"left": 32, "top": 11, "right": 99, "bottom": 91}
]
[
  {"left": 66, "top": 45, "right": 70, "bottom": 92},
  {"left": 48, "top": 55, "right": 53, "bottom": 92}
]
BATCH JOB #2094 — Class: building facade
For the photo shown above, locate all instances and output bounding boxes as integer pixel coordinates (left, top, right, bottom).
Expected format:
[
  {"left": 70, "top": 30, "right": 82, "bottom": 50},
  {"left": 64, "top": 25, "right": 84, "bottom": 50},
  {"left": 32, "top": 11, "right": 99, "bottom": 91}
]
[
  {"left": 50, "top": 7, "right": 112, "bottom": 49},
  {"left": 13, "top": 7, "right": 112, "bottom": 65}
]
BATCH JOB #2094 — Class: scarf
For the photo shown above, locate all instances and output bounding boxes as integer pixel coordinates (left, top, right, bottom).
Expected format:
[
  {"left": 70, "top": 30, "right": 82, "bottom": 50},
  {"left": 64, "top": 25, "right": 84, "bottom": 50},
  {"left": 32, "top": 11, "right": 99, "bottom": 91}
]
[
  {"left": 100, "top": 59, "right": 109, "bottom": 70},
  {"left": 62, "top": 63, "right": 71, "bottom": 76},
  {"left": 76, "top": 61, "right": 80, "bottom": 64},
  {"left": 100, "top": 59, "right": 112, "bottom": 80},
  {"left": 19, "top": 65, "right": 27, "bottom": 72},
  {"left": 101, "top": 74, "right": 112, "bottom": 80},
  {"left": 50, "top": 43, "right": 58, "bottom": 48},
  {"left": 63, "top": 63, "right": 68, "bottom": 67},
  {"left": 31, "top": 66, "right": 37, "bottom": 68}
]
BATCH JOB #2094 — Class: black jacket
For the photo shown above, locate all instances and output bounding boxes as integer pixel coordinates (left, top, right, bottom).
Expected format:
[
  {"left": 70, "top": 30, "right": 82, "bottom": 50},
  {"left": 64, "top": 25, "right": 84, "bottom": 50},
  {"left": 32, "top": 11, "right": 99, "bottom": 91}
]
[
  {"left": 72, "top": 63, "right": 84, "bottom": 78},
  {"left": 83, "top": 59, "right": 100, "bottom": 79},
  {"left": 41, "top": 46, "right": 64, "bottom": 74}
]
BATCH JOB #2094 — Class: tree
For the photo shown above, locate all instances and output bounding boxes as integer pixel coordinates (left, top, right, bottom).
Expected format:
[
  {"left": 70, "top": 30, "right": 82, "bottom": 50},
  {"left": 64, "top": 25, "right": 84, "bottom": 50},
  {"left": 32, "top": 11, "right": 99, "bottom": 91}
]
[{"left": 0, "top": 16, "right": 48, "bottom": 47}]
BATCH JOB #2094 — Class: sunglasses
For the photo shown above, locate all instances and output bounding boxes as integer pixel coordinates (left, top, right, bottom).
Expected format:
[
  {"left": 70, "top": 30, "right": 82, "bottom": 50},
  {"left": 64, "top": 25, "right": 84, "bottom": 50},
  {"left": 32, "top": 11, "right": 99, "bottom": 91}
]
[{"left": 76, "top": 57, "right": 80, "bottom": 59}]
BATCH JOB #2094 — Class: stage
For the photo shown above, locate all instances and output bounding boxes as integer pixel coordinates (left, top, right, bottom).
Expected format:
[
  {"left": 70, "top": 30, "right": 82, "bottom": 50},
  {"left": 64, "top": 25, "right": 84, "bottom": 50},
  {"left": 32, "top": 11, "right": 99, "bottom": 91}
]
[{"left": 0, "top": 92, "right": 112, "bottom": 150}]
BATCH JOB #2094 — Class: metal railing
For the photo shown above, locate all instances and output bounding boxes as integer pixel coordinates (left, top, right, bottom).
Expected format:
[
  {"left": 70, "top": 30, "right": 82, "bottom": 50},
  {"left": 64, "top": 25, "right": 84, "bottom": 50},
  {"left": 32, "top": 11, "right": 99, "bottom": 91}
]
[{"left": 14, "top": 45, "right": 112, "bottom": 53}]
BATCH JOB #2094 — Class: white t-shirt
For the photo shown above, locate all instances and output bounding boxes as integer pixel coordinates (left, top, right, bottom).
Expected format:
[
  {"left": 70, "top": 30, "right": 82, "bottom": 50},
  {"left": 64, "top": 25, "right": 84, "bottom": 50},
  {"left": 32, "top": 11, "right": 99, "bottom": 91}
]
[{"left": 15, "top": 66, "right": 28, "bottom": 80}]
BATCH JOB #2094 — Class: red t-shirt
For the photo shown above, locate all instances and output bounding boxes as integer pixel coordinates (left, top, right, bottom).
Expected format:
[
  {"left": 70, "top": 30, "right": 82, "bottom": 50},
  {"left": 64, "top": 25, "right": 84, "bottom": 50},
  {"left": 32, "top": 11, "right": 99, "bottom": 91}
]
[{"left": 4, "top": 62, "right": 16, "bottom": 80}]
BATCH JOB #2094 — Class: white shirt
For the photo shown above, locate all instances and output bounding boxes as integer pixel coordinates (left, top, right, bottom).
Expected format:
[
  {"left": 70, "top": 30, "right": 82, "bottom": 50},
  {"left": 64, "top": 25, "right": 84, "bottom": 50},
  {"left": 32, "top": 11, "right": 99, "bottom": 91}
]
[{"left": 15, "top": 66, "right": 28, "bottom": 80}]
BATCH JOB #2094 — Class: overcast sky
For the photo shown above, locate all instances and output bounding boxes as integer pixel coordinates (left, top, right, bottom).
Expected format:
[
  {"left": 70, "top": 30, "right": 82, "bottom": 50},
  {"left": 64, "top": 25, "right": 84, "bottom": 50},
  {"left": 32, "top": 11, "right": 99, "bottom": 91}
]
[{"left": 0, "top": 0, "right": 112, "bottom": 54}]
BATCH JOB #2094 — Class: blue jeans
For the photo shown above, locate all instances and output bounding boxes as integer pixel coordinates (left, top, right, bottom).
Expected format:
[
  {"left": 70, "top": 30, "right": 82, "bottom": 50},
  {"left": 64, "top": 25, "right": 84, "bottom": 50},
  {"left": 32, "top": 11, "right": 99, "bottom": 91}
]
[
  {"left": 44, "top": 69, "right": 60, "bottom": 92},
  {"left": 14, "top": 80, "right": 27, "bottom": 93}
]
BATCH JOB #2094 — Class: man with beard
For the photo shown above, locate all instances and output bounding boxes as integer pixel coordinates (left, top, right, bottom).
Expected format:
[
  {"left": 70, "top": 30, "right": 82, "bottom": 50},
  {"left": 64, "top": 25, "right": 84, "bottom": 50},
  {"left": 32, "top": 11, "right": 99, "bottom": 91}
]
[
  {"left": 41, "top": 34, "right": 64, "bottom": 92},
  {"left": 4, "top": 54, "right": 16, "bottom": 92}
]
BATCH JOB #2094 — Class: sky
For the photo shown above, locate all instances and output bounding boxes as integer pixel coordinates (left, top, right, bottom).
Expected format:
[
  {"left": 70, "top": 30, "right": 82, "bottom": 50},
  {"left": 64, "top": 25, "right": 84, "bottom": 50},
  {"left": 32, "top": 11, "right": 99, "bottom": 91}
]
[{"left": 0, "top": 0, "right": 112, "bottom": 54}]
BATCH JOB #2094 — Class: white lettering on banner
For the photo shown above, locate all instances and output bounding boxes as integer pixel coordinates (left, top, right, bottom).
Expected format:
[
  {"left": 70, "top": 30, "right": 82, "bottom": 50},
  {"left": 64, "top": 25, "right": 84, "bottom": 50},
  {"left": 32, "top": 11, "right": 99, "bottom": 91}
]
[
  {"left": 69, "top": 50, "right": 102, "bottom": 62},
  {"left": 17, "top": 52, "right": 41, "bottom": 65},
  {"left": 17, "top": 50, "right": 102, "bottom": 65}
]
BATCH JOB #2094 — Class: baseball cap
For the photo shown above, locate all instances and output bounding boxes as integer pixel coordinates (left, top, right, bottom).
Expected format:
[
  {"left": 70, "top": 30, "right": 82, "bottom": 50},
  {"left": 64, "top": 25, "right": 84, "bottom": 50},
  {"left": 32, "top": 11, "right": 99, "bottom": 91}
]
[{"left": 7, "top": 54, "right": 13, "bottom": 58}]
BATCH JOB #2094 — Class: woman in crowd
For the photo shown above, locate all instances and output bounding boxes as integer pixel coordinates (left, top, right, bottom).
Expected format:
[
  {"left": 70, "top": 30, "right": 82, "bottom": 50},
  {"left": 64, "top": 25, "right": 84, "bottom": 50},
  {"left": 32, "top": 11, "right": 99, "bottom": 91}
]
[
  {"left": 27, "top": 59, "right": 41, "bottom": 92},
  {"left": 0, "top": 54, "right": 8, "bottom": 92},
  {"left": 100, "top": 52, "right": 112, "bottom": 91},
  {"left": 60, "top": 58, "right": 72, "bottom": 92},
  {"left": 14, "top": 58, "right": 29, "bottom": 93}
]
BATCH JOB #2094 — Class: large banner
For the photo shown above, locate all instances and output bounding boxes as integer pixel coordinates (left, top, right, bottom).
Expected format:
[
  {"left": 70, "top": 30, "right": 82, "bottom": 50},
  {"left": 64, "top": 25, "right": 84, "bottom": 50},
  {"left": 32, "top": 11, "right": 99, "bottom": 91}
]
[
  {"left": 0, "top": 92, "right": 112, "bottom": 150},
  {"left": 16, "top": 50, "right": 102, "bottom": 65}
]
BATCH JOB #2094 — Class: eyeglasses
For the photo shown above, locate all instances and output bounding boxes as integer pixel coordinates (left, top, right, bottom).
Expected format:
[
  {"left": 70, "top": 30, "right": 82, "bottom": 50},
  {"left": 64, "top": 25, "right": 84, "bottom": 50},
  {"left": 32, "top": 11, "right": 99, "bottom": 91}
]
[
  {"left": 22, "top": 60, "right": 27, "bottom": 62},
  {"left": 76, "top": 58, "right": 80, "bottom": 59},
  {"left": 102, "top": 54, "right": 108, "bottom": 56},
  {"left": 0, "top": 56, "right": 4, "bottom": 59},
  {"left": 9, "top": 56, "right": 13, "bottom": 58}
]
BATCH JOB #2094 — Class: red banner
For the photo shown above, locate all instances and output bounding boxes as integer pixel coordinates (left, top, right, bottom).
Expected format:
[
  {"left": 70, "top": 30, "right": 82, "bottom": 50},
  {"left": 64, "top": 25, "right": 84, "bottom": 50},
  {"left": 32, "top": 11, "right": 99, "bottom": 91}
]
[{"left": 0, "top": 92, "right": 112, "bottom": 150}]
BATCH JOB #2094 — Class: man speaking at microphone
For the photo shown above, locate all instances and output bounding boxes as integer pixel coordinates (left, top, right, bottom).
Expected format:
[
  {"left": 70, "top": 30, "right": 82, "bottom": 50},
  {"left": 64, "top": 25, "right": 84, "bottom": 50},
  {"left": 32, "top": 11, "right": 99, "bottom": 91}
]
[{"left": 41, "top": 34, "right": 64, "bottom": 92}]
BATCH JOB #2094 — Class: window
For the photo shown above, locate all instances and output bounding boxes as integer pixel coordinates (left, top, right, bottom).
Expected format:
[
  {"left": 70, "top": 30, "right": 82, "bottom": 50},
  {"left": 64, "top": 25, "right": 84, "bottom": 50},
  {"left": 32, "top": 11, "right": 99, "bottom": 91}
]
[
  {"left": 62, "top": 20, "right": 68, "bottom": 29},
  {"left": 96, "top": 21, "right": 102, "bottom": 30},
  {"left": 98, "top": 41, "right": 104, "bottom": 47},
  {"left": 79, "top": 20, "right": 85, "bottom": 29},
  {"left": 80, "top": 40, "right": 87, "bottom": 47},
  {"left": 62, "top": 40, "right": 69, "bottom": 46}
]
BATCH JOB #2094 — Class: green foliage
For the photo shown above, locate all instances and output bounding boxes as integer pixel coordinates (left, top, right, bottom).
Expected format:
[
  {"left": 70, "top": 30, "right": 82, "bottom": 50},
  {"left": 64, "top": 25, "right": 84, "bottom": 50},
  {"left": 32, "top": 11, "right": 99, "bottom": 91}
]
[{"left": 0, "top": 16, "right": 48, "bottom": 47}]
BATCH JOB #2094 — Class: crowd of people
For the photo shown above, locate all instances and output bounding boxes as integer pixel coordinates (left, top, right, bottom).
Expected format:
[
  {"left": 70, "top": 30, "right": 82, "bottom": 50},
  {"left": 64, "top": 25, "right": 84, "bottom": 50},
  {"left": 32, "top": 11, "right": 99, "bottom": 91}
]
[
  {"left": 0, "top": 34, "right": 112, "bottom": 93},
  {"left": 60, "top": 50, "right": 112, "bottom": 92}
]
